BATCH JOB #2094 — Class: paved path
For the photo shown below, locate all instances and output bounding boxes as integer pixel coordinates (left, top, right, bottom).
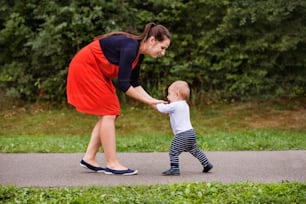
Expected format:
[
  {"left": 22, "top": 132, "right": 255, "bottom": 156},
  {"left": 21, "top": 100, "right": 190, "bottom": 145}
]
[{"left": 0, "top": 151, "right": 305, "bottom": 187}]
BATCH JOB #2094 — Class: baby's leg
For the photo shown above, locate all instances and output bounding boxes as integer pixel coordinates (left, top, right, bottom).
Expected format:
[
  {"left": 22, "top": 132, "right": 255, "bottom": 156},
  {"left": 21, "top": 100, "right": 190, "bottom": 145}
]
[
  {"left": 189, "top": 143, "right": 209, "bottom": 166},
  {"left": 169, "top": 136, "right": 185, "bottom": 168}
]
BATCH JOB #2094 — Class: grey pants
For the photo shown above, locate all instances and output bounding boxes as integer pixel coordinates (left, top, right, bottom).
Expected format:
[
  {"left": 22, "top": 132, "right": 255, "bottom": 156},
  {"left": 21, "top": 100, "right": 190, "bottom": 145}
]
[{"left": 169, "top": 129, "right": 209, "bottom": 168}]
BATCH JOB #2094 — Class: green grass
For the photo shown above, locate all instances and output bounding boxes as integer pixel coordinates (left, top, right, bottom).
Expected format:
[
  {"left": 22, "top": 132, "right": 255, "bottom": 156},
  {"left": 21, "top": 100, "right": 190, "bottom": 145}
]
[
  {"left": 1, "top": 182, "right": 305, "bottom": 203},
  {"left": 0, "top": 129, "right": 305, "bottom": 153},
  {"left": 0, "top": 101, "right": 305, "bottom": 152}
]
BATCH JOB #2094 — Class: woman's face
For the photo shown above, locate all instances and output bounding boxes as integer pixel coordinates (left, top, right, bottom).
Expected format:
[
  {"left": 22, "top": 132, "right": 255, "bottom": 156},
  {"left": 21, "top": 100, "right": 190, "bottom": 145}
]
[{"left": 146, "top": 37, "right": 170, "bottom": 58}]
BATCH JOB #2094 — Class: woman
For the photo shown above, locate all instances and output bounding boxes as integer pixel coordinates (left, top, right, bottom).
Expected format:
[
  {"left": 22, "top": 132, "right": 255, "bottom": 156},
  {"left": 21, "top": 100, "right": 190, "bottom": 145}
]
[{"left": 66, "top": 23, "right": 171, "bottom": 175}]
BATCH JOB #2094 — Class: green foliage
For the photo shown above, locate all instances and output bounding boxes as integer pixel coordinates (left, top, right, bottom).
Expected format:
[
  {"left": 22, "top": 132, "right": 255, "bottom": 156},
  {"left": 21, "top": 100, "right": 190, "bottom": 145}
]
[
  {"left": 0, "top": 0, "right": 305, "bottom": 102},
  {"left": 1, "top": 182, "right": 305, "bottom": 203}
]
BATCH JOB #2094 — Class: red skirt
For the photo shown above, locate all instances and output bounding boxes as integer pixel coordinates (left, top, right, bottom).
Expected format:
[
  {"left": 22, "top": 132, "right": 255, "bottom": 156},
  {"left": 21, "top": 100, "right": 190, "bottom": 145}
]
[{"left": 66, "top": 40, "right": 138, "bottom": 116}]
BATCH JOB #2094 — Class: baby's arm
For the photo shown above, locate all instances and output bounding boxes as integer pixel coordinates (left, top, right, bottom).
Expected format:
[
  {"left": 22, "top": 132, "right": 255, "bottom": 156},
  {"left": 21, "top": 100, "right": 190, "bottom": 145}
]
[{"left": 156, "top": 103, "right": 174, "bottom": 114}]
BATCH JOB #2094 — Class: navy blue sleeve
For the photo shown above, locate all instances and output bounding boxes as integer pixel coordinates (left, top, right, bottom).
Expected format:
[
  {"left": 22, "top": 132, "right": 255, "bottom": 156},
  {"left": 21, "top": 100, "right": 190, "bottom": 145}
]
[
  {"left": 117, "top": 42, "right": 138, "bottom": 92},
  {"left": 130, "top": 55, "right": 144, "bottom": 88}
]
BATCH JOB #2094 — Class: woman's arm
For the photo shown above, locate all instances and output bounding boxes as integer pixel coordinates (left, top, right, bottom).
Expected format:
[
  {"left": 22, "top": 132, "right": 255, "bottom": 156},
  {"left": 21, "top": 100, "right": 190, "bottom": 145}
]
[
  {"left": 125, "top": 86, "right": 164, "bottom": 107},
  {"left": 134, "top": 86, "right": 153, "bottom": 100}
]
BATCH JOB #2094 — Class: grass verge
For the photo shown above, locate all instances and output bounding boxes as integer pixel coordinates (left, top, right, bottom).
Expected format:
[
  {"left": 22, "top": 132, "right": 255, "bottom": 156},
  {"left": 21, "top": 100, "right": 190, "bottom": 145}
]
[
  {"left": 0, "top": 100, "right": 305, "bottom": 152},
  {"left": 0, "top": 128, "right": 305, "bottom": 152},
  {"left": 1, "top": 182, "right": 305, "bottom": 203}
]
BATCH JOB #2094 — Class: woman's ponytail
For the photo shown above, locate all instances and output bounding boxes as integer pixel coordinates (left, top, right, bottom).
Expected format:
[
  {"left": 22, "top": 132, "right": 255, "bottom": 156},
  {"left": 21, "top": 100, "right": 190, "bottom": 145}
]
[{"left": 93, "top": 22, "right": 170, "bottom": 42}]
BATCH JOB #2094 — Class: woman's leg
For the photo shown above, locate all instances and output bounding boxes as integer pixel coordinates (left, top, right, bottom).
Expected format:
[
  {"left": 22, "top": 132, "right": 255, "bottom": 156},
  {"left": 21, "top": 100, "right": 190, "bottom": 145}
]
[
  {"left": 82, "top": 119, "right": 102, "bottom": 167},
  {"left": 100, "top": 115, "right": 127, "bottom": 170},
  {"left": 82, "top": 115, "right": 127, "bottom": 170}
]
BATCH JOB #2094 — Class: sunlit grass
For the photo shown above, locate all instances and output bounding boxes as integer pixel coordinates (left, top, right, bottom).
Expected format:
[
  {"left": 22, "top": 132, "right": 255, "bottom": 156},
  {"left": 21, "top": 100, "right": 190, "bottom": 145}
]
[
  {"left": 0, "top": 100, "right": 305, "bottom": 152},
  {"left": 1, "top": 182, "right": 305, "bottom": 203},
  {"left": 1, "top": 128, "right": 304, "bottom": 153}
]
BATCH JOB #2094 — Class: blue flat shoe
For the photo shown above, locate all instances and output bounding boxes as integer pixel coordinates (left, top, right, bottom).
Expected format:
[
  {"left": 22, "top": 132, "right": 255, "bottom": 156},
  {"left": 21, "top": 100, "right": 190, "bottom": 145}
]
[
  {"left": 80, "top": 159, "right": 105, "bottom": 172},
  {"left": 104, "top": 168, "right": 138, "bottom": 176}
]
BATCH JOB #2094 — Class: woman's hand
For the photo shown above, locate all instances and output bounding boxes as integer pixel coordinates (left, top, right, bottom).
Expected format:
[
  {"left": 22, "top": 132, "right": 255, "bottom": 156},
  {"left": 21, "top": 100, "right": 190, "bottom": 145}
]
[
  {"left": 125, "top": 86, "right": 167, "bottom": 108},
  {"left": 148, "top": 98, "right": 167, "bottom": 109}
]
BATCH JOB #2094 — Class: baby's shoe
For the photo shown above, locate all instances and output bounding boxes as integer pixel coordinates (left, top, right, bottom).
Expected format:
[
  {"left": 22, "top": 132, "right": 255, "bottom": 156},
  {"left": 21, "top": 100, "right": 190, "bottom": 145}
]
[
  {"left": 203, "top": 162, "right": 213, "bottom": 173},
  {"left": 162, "top": 168, "right": 180, "bottom": 176}
]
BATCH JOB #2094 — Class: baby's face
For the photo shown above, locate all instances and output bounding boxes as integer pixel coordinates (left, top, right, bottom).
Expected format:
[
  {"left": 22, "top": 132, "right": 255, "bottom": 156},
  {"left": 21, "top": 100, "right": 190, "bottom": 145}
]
[{"left": 167, "top": 85, "right": 179, "bottom": 103}]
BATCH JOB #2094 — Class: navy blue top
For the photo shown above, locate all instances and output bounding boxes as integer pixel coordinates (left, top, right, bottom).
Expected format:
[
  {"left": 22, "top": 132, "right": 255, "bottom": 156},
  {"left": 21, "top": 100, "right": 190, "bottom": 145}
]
[{"left": 99, "top": 35, "right": 144, "bottom": 92}]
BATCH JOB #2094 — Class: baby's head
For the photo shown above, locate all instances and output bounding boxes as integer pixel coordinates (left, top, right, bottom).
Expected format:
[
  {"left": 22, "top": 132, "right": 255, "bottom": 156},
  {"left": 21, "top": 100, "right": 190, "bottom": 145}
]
[{"left": 167, "top": 80, "right": 190, "bottom": 102}]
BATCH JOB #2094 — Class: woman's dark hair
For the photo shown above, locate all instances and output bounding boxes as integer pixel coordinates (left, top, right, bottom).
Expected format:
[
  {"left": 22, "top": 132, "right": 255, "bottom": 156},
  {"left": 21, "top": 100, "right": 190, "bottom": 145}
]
[{"left": 94, "top": 22, "right": 171, "bottom": 42}]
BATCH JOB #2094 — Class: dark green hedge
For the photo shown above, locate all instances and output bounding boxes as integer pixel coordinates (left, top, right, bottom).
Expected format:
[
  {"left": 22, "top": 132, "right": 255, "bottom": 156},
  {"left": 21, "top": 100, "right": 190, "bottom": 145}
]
[{"left": 0, "top": 0, "right": 305, "bottom": 103}]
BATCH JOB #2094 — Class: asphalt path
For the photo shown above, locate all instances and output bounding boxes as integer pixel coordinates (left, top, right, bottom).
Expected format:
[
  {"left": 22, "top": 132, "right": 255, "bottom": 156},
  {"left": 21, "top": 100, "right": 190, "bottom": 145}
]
[{"left": 0, "top": 151, "right": 305, "bottom": 187}]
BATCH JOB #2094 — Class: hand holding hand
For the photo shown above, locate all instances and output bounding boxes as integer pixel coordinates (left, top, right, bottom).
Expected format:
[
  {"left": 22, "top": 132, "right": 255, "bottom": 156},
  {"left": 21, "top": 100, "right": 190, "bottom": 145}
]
[{"left": 148, "top": 98, "right": 166, "bottom": 109}]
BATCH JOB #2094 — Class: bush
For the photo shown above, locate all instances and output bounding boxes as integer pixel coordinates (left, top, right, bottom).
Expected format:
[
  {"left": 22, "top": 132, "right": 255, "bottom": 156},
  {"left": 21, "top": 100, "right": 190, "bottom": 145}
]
[{"left": 0, "top": 0, "right": 305, "bottom": 103}]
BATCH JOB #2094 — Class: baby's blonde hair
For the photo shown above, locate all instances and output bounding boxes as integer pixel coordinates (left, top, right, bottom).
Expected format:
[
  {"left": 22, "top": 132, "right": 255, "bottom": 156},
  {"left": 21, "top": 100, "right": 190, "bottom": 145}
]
[{"left": 171, "top": 80, "right": 190, "bottom": 100}]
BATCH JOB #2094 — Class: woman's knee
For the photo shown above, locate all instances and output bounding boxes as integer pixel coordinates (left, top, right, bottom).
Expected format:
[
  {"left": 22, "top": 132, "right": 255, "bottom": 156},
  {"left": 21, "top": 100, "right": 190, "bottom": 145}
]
[{"left": 100, "top": 115, "right": 117, "bottom": 122}]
